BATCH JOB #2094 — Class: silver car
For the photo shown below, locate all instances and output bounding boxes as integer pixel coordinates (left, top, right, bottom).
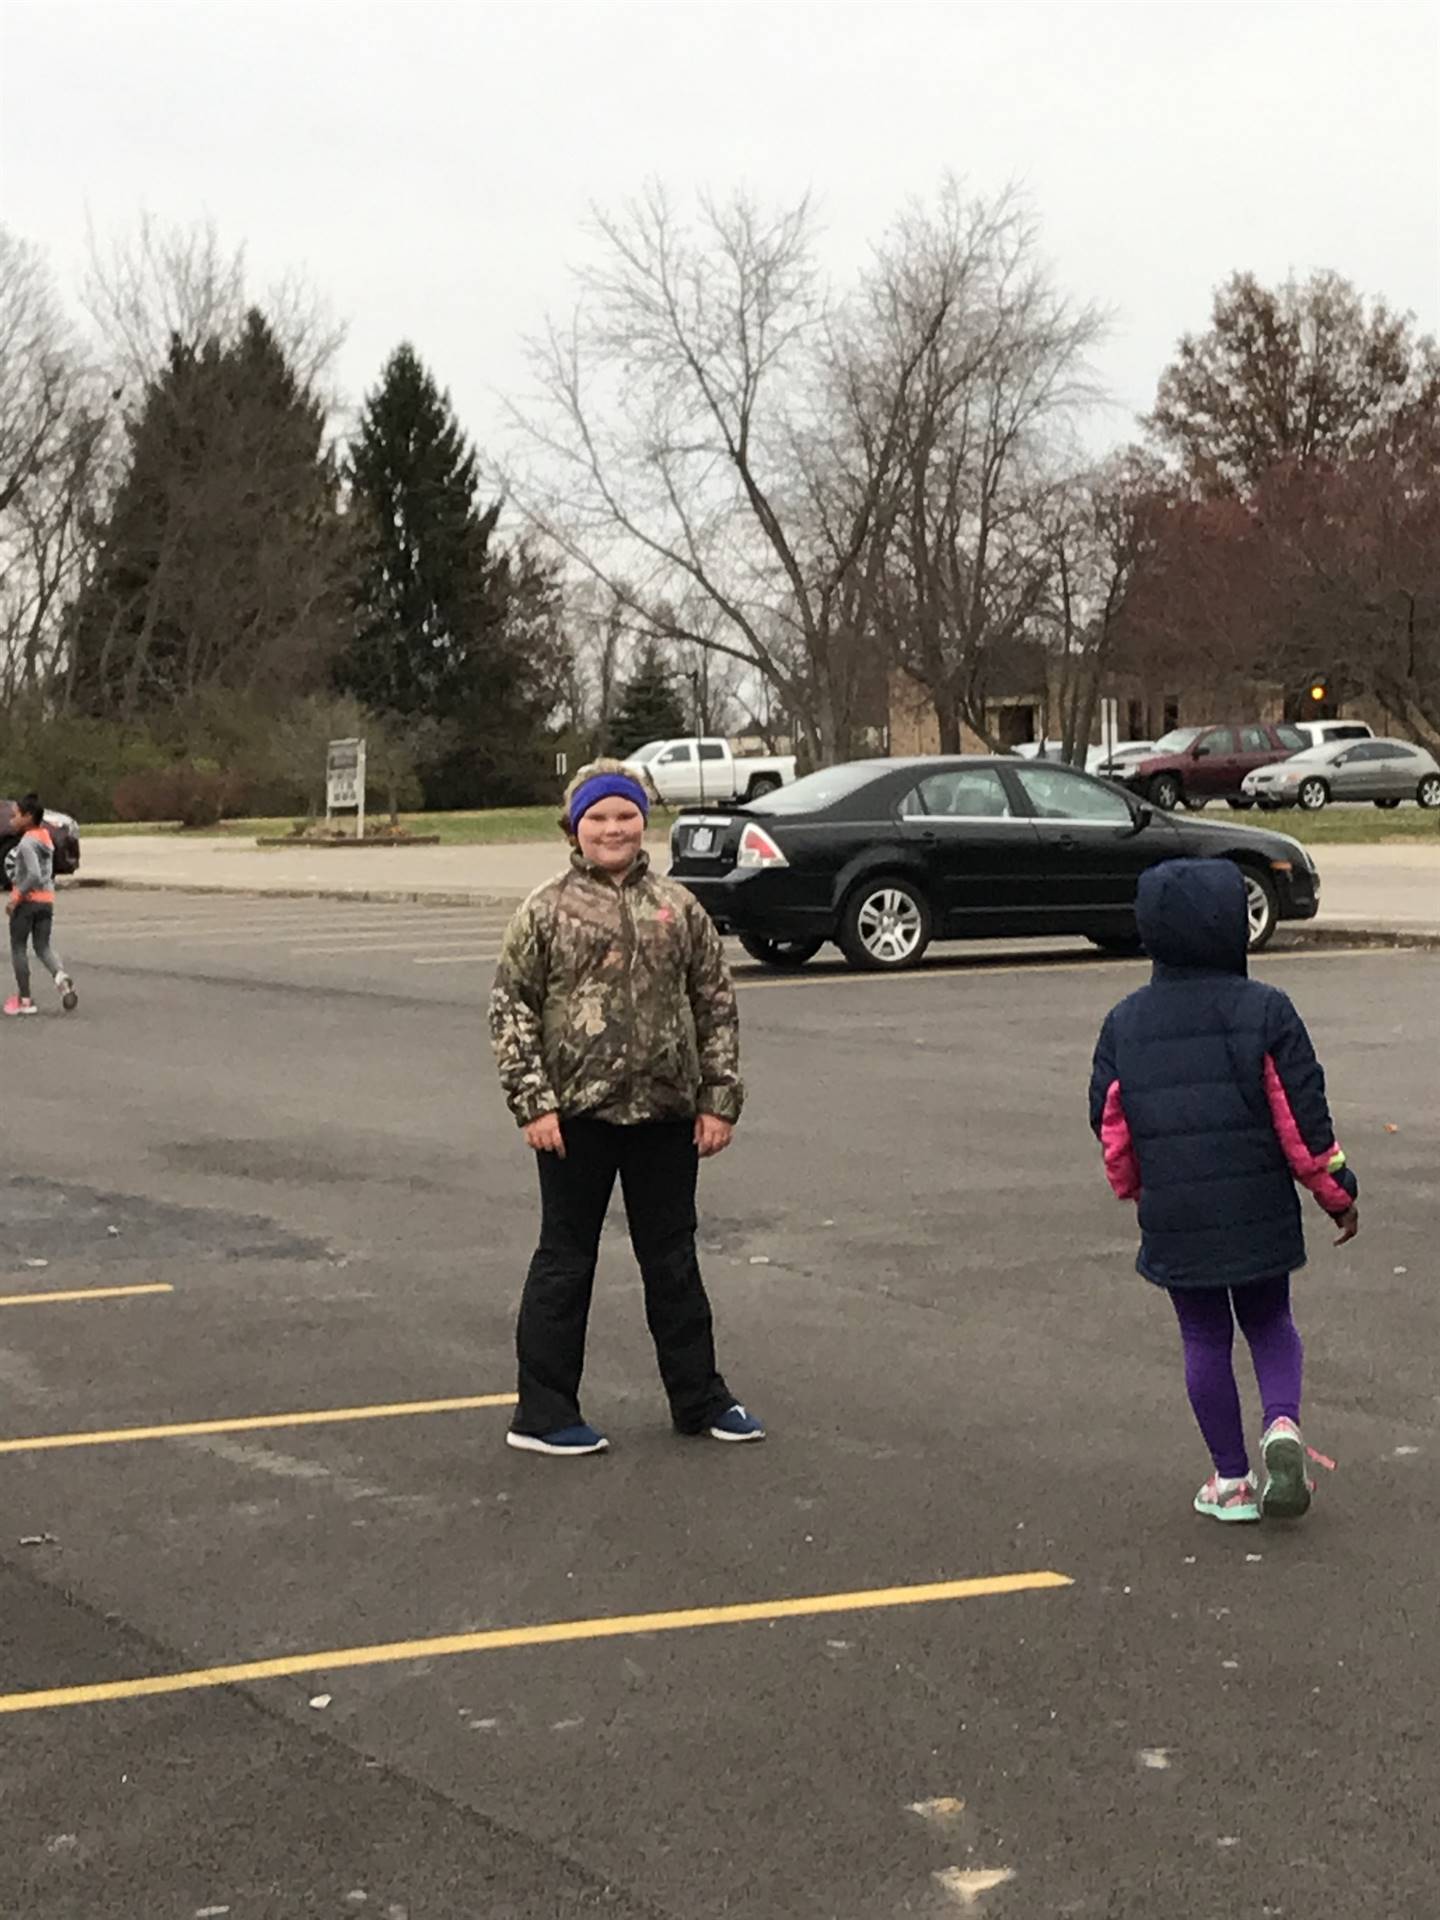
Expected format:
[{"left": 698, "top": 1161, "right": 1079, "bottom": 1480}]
[{"left": 1243, "top": 737, "right": 1440, "bottom": 812}]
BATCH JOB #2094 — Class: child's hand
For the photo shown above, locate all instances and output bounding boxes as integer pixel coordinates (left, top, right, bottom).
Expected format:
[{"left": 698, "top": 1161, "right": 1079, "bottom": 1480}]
[{"left": 1333, "top": 1206, "right": 1359, "bottom": 1246}]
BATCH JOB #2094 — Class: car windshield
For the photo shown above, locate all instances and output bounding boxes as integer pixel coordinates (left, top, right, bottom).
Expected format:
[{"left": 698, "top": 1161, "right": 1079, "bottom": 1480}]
[
  {"left": 627, "top": 741, "right": 666, "bottom": 764},
  {"left": 1152, "top": 728, "right": 1203, "bottom": 753},
  {"left": 744, "top": 762, "right": 883, "bottom": 815}
]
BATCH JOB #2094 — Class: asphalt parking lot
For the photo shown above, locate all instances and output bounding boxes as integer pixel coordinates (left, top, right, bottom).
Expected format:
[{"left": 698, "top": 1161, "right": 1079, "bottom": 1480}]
[{"left": 2, "top": 892, "right": 1436, "bottom": 1919}]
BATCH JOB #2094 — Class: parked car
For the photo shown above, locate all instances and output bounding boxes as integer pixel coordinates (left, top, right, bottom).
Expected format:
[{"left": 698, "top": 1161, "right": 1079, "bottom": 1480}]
[
  {"left": 1243, "top": 738, "right": 1440, "bottom": 812},
  {"left": 623, "top": 737, "right": 796, "bottom": 807},
  {"left": 0, "top": 800, "right": 81, "bottom": 877},
  {"left": 669, "top": 757, "right": 1318, "bottom": 970},
  {"left": 1087, "top": 739, "right": 1156, "bottom": 776},
  {"left": 1288, "top": 719, "right": 1374, "bottom": 750},
  {"left": 1011, "top": 739, "right": 1066, "bottom": 761},
  {"left": 1119, "top": 723, "right": 1310, "bottom": 812}
]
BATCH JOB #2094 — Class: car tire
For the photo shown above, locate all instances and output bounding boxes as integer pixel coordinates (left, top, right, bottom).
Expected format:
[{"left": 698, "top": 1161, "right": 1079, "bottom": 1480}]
[
  {"left": 1181, "top": 794, "right": 1210, "bottom": 811},
  {"left": 1236, "top": 863, "right": 1279, "bottom": 952},
  {"left": 1297, "top": 777, "right": 1330, "bottom": 812},
  {"left": 1374, "top": 798, "right": 1402, "bottom": 810},
  {"left": 1087, "top": 933, "right": 1145, "bottom": 957},
  {"left": 1418, "top": 775, "right": 1440, "bottom": 810},
  {"left": 1149, "top": 774, "right": 1182, "bottom": 810},
  {"left": 1227, "top": 797, "right": 1255, "bottom": 811},
  {"left": 736, "top": 933, "right": 823, "bottom": 970},
  {"left": 744, "top": 775, "right": 782, "bottom": 800},
  {"left": 837, "top": 875, "right": 933, "bottom": 972},
  {"left": 1257, "top": 797, "right": 1290, "bottom": 811}
]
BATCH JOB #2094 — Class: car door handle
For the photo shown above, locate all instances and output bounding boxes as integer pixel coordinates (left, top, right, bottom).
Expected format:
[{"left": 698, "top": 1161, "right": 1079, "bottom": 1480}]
[{"left": 1055, "top": 833, "right": 1080, "bottom": 852}]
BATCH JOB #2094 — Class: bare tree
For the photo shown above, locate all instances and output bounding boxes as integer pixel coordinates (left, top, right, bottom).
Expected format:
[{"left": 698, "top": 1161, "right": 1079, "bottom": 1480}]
[
  {"left": 0, "top": 229, "right": 112, "bottom": 702},
  {"left": 504, "top": 185, "right": 958, "bottom": 762},
  {"left": 877, "top": 188, "right": 1107, "bottom": 751}
]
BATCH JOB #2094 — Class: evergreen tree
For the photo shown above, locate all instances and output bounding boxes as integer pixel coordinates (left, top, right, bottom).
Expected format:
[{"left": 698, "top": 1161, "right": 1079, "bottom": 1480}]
[
  {"left": 611, "top": 643, "right": 687, "bottom": 751},
  {"left": 69, "top": 309, "right": 348, "bottom": 723},
  {"left": 339, "top": 344, "right": 552, "bottom": 804}
]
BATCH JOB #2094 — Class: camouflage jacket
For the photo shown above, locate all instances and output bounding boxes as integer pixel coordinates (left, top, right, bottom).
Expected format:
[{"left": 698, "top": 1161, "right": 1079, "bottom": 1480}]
[{"left": 489, "top": 851, "right": 743, "bottom": 1127}]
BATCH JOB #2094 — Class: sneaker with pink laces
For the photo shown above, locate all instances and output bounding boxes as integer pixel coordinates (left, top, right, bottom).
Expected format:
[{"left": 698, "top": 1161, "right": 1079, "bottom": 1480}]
[
  {"left": 1193, "top": 1472, "right": 1261, "bottom": 1523},
  {"left": 1261, "top": 1418, "right": 1313, "bottom": 1519},
  {"left": 2, "top": 996, "right": 36, "bottom": 1017}
]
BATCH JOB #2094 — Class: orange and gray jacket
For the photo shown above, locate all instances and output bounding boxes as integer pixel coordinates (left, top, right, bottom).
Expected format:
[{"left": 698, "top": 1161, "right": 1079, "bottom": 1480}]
[
  {"left": 9, "top": 827, "right": 55, "bottom": 905},
  {"left": 489, "top": 851, "right": 743, "bottom": 1127}
]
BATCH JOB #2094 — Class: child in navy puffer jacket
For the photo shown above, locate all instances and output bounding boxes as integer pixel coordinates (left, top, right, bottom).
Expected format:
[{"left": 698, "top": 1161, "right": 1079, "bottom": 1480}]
[{"left": 1089, "top": 859, "right": 1359, "bottom": 1524}]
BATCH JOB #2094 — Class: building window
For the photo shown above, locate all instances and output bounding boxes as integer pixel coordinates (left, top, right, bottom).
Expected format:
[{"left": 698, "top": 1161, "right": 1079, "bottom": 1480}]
[
  {"left": 1163, "top": 697, "right": 1180, "bottom": 732},
  {"left": 1127, "top": 699, "right": 1146, "bottom": 738}
]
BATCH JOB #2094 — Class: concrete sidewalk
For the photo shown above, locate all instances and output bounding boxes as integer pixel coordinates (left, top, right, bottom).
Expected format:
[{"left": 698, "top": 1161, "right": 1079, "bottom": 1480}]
[{"left": 77, "top": 830, "right": 1440, "bottom": 938}]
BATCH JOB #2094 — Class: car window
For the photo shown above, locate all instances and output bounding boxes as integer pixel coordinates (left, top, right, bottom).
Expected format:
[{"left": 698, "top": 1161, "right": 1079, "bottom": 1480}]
[
  {"left": 746, "top": 762, "right": 885, "bottom": 815},
  {"left": 1385, "top": 744, "right": 1421, "bottom": 760},
  {"left": 903, "top": 769, "right": 1013, "bottom": 819},
  {"left": 1347, "top": 742, "right": 1390, "bottom": 763},
  {"left": 1195, "top": 729, "right": 1236, "bottom": 756},
  {"left": 1326, "top": 725, "right": 1371, "bottom": 741},
  {"left": 1239, "top": 727, "right": 1270, "bottom": 752},
  {"left": 698, "top": 742, "right": 726, "bottom": 762},
  {"left": 657, "top": 743, "right": 694, "bottom": 764},
  {"left": 1013, "top": 765, "right": 1133, "bottom": 824},
  {"left": 1275, "top": 726, "right": 1307, "bottom": 751}
]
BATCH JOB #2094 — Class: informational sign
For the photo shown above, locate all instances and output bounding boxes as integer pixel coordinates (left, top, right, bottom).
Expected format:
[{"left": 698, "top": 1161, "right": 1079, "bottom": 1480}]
[{"left": 326, "top": 737, "right": 366, "bottom": 837}]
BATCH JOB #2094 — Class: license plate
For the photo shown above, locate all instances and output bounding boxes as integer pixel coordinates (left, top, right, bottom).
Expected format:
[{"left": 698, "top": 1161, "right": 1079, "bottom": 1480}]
[{"left": 689, "top": 827, "right": 715, "bottom": 854}]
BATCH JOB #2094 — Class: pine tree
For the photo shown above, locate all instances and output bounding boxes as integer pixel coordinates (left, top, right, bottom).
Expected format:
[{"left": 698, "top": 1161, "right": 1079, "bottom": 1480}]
[
  {"left": 69, "top": 309, "right": 348, "bottom": 723},
  {"left": 611, "top": 644, "right": 688, "bottom": 751},
  {"left": 339, "top": 344, "right": 553, "bottom": 803}
]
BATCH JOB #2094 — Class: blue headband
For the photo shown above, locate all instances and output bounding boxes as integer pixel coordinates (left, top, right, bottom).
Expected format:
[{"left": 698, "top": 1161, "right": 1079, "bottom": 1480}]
[{"left": 568, "top": 773, "right": 650, "bottom": 831}]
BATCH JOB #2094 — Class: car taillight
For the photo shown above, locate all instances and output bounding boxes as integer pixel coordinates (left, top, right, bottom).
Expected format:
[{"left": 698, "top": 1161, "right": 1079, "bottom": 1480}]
[{"left": 736, "top": 823, "right": 788, "bottom": 869}]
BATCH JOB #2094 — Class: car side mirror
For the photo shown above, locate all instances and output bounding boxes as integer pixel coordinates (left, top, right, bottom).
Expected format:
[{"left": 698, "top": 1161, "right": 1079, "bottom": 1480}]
[{"left": 1131, "top": 803, "right": 1154, "bottom": 835}]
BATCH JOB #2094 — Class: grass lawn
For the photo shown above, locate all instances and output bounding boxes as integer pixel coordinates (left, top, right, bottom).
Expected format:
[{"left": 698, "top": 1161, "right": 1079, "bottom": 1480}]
[
  {"left": 84, "top": 806, "right": 686, "bottom": 845},
  {"left": 1208, "top": 805, "right": 1439, "bottom": 846}
]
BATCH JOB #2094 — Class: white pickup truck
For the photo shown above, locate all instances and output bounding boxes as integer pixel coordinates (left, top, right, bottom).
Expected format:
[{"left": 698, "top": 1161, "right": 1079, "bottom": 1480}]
[{"left": 624, "top": 737, "right": 797, "bottom": 806}]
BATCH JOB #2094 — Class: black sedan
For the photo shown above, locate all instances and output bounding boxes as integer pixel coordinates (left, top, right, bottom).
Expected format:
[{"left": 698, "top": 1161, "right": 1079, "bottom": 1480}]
[{"left": 669, "top": 757, "right": 1319, "bottom": 970}]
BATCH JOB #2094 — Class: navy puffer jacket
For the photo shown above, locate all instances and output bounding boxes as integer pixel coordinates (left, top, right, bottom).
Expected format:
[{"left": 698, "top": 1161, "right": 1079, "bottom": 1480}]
[{"left": 1089, "top": 859, "right": 1357, "bottom": 1290}]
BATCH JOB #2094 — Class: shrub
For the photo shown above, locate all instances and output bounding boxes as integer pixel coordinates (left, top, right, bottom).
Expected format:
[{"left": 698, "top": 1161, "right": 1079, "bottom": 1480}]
[{"left": 111, "top": 762, "right": 250, "bottom": 829}]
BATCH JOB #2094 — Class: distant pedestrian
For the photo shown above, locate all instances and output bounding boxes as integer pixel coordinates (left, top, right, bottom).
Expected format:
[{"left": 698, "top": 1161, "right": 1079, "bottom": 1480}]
[
  {"left": 489, "top": 758, "right": 761, "bottom": 1457},
  {"left": 1089, "top": 860, "right": 1358, "bottom": 1524},
  {"left": 5, "top": 795, "right": 77, "bottom": 1018}
]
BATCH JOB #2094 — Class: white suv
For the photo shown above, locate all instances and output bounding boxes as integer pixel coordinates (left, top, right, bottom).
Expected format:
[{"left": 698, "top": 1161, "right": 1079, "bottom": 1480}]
[{"left": 1289, "top": 719, "right": 1373, "bottom": 750}]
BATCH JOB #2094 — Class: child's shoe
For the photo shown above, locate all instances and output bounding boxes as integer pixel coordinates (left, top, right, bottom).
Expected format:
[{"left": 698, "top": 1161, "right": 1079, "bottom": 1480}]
[
  {"left": 55, "top": 973, "right": 77, "bottom": 1012},
  {"left": 1260, "top": 1417, "right": 1313, "bottom": 1519},
  {"left": 1194, "top": 1472, "right": 1261, "bottom": 1523},
  {"left": 3, "top": 996, "right": 36, "bottom": 1017}
]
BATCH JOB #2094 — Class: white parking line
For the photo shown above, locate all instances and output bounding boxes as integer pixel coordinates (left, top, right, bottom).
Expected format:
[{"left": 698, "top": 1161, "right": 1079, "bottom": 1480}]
[
  {"left": 295, "top": 937, "right": 507, "bottom": 957},
  {"left": 413, "top": 952, "right": 503, "bottom": 966}
]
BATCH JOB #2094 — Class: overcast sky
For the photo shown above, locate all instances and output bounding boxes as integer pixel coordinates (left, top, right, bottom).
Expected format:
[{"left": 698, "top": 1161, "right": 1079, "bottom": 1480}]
[{"left": 3, "top": 0, "right": 1437, "bottom": 451}]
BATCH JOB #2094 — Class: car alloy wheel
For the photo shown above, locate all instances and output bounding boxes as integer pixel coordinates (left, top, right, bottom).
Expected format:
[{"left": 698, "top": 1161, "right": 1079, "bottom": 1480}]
[
  {"left": 1297, "top": 777, "right": 1329, "bottom": 812},
  {"left": 1418, "top": 775, "right": 1440, "bottom": 810},
  {"left": 840, "top": 879, "right": 932, "bottom": 971},
  {"left": 1240, "top": 867, "right": 1279, "bottom": 951},
  {"left": 1149, "top": 774, "right": 1182, "bottom": 811}
]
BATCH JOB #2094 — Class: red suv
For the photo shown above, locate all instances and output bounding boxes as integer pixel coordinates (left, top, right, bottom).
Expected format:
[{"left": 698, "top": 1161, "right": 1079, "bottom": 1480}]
[{"left": 1119, "top": 723, "right": 1308, "bottom": 812}]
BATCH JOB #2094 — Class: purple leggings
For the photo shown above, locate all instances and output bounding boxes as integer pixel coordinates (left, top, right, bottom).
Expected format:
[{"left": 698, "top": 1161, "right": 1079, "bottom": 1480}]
[{"left": 1169, "top": 1276, "right": 1303, "bottom": 1479}]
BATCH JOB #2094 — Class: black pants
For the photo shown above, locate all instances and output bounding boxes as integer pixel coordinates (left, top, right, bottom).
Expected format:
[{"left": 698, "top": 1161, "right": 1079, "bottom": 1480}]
[{"left": 513, "top": 1117, "right": 732, "bottom": 1436}]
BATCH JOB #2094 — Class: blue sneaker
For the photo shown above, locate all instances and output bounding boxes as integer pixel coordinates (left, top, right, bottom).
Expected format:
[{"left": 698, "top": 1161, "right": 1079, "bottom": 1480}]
[
  {"left": 708, "top": 1404, "right": 766, "bottom": 1443},
  {"left": 506, "top": 1423, "right": 609, "bottom": 1457}
]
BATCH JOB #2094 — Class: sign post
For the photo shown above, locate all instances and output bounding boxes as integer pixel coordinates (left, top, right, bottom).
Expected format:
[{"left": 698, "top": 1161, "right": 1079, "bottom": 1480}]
[{"left": 326, "top": 738, "right": 366, "bottom": 840}]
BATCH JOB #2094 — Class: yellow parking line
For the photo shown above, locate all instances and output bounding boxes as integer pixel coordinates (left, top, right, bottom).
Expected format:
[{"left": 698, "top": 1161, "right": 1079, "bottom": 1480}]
[
  {"left": 0, "top": 1283, "right": 173, "bottom": 1310},
  {"left": 0, "top": 1570, "right": 1072, "bottom": 1716},
  {"left": 0, "top": 1392, "right": 517, "bottom": 1456}
]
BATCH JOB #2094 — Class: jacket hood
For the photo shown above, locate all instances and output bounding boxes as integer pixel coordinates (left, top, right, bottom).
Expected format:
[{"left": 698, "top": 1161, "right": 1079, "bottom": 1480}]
[{"left": 1136, "top": 858, "right": 1249, "bottom": 974}]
